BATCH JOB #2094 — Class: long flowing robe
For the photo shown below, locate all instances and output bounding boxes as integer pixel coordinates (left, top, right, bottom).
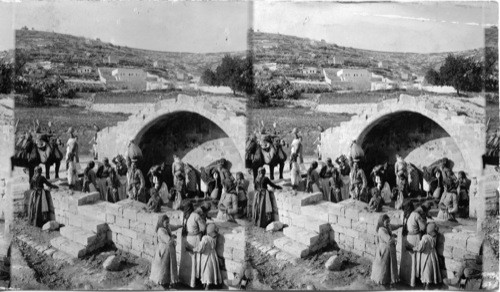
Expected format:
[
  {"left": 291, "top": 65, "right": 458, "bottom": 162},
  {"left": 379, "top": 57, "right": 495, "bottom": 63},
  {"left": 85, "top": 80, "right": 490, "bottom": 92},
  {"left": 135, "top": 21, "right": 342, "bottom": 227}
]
[
  {"left": 179, "top": 212, "right": 206, "bottom": 288},
  {"left": 350, "top": 168, "right": 367, "bottom": 201},
  {"left": 252, "top": 176, "right": 279, "bottom": 228},
  {"left": 216, "top": 191, "right": 238, "bottom": 222},
  {"left": 413, "top": 234, "right": 442, "bottom": 285},
  {"left": 67, "top": 159, "right": 78, "bottom": 186},
  {"left": 371, "top": 227, "right": 399, "bottom": 285},
  {"left": 194, "top": 235, "right": 223, "bottom": 286},
  {"left": 290, "top": 160, "right": 301, "bottom": 188},
  {"left": 236, "top": 179, "right": 249, "bottom": 217},
  {"left": 97, "top": 164, "right": 114, "bottom": 201},
  {"left": 400, "top": 210, "right": 426, "bottom": 287},
  {"left": 319, "top": 164, "right": 335, "bottom": 201},
  {"left": 149, "top": 227, "right": 178, "bottom": 285},
  {"left": 127, "top": 168, "right": 146, "bottom": 202},
  {"left": 290, "top": 138, "right": 304, "bottom": 164},
  {"left": 437, "top": 191, "right": 458, "bottom": 221},
  {"left": 28, "top": 175, "right": 56, "bottom": 227}
]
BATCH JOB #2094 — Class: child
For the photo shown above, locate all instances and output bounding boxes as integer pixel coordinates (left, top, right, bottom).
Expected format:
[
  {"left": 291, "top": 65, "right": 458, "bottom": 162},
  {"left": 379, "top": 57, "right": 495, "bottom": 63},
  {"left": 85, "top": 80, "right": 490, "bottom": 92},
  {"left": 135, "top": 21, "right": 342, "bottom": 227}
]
[
  {"left": 194, "top": 223, "right": 223, "bottom": 290},
  {"left": 367, "top": 187, "right": 384, "bottom": 212},
  {"left": 149, "top": 215, "right": 178, "bottom": 289},
  {"left": 146, "top": 188, "right": 164, "bottom": 213},
  {"left": 412, "top": 222, "right": 442, "bottom": 289}
]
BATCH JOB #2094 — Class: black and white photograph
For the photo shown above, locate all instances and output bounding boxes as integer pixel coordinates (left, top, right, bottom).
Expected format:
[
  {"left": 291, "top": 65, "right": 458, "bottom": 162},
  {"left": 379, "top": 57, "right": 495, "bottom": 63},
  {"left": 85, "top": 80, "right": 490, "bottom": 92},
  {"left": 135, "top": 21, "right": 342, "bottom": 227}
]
[
  {"left": 0, "top": 0, "right": 498, "bottom": 291},
  {"left": 246, "top": 1, "right": 499, "bottom": 290},
  {"left": 3, "top": 0, "right": 251, "bottom": 290}
]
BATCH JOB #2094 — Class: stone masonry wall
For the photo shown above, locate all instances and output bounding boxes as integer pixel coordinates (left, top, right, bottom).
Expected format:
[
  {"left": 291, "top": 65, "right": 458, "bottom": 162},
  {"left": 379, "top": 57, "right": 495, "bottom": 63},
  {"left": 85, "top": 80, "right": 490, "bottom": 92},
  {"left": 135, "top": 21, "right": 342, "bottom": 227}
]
[
  {"left": 97, "top": 95, "right": 247, "bottom": 174},
  {"left": 321, "top": 95, "right": 485, "bottom": 218},
  {"left": 0, "top": 97, "right": 14, "bottom": 231},
  {"left": 276, "top": 190, "right": 482, "bottom": 280},
  {"left": 51, "top": 189, "right": 246, "bottom": 283}
]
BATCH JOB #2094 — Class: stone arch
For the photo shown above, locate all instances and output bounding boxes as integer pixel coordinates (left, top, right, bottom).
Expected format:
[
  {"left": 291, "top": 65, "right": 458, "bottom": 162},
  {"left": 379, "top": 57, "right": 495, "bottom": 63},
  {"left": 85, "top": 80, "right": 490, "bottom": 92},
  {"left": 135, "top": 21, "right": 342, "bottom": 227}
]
[
  {"left": 96, "top": 95, "right": 247, "bottom": 174},
  {"left": 320, "top": 95, "right": 485, "bottom": 177},
  {"left": 355, "top": 110, "right": 467, "bottom": 182}
]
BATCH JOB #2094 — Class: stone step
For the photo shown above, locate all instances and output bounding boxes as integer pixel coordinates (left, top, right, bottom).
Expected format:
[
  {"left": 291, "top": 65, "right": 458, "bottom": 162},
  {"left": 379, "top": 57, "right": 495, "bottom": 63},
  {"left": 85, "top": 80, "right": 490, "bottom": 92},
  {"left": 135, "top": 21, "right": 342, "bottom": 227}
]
[
  {"left": 77, "top": 202, "right": 109, "bottom": 233},
  {"left": 273, "top": 237, "right": 310, "bottom": 259},
  {"left": 289, "top": 213, "right": 331, "bottom": 234},
  {"left": 50, "top": 236, "right": 87, "bottom": 259},
  {"left": 59, "top": 226, "right": 99, "bottom": 247},
  {"left": 283, "top": 226, "right": 319, "bottom": 247}
]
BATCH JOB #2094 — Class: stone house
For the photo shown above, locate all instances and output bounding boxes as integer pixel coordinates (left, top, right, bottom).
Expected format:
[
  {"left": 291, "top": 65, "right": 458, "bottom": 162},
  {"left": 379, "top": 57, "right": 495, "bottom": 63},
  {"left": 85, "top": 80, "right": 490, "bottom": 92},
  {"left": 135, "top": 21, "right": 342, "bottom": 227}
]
[
  {"left": 323, "top": 68, "right": 371, "bottom": 91},
  {"left": 76, "top": 66, "right": 93, "bottom": 74}
]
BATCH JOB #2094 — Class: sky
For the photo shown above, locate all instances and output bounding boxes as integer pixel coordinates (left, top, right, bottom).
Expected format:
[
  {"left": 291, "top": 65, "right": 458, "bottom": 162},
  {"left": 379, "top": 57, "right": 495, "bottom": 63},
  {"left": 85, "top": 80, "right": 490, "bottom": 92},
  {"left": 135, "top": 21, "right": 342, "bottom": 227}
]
[
  {"left": 0, "top": 2, "right": 14, "bottom": 52},
  {"left": 254, "top": 1, "right": 499, "bottom": 53},
  {"left": 1, "top": 0, "right": 250, "bottom": 53}
]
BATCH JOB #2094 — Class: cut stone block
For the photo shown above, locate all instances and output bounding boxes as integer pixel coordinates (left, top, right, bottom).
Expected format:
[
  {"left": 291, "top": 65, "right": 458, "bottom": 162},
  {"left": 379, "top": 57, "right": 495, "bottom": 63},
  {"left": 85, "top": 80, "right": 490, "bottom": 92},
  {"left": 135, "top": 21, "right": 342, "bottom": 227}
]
[
  {"left": 50, "top": 236, "right": 87, "bottom": 258},
  {"left": 273, "top": 237, "right": 309, "bottom": 258},
  {"left": 283, "top": 226, "right": 319, "bottom": 247},
  {"left": 59, "top": 226, "right": 98, "bottom": 247},
  {"left": 77, "top": 201, "right": 108, "bottom": 222}
]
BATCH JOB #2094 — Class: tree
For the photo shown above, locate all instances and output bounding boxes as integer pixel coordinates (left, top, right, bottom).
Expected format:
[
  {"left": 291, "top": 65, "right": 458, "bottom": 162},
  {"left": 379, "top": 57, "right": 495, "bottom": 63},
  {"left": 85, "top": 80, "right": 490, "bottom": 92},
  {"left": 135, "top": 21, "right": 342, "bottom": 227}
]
[
  {"left": 424, "top": 68, "right": 441, "bottom": 86},
  {"left": 202, "top": 54, "right": 253, "bottom": 95},
  {"left": 201, "top": 68, "right": 218, "bottom": 86},
  {"left": 485, "top": 47, "right": 499, "bottom": 92},
  {"left": 439, "top": 54, "right": 482, "bottom": 95},
  {"left": 0, "top": 62, "right": 13, "bottom": 94}
]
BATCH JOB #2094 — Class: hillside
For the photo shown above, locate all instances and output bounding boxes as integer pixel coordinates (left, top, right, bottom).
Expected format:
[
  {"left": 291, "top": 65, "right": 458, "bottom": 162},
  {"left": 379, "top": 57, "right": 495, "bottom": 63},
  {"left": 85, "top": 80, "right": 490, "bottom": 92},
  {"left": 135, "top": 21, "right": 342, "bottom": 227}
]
[
  {"left": 15, "top": 29, "right": 246, "bottom": 77},
  {"left": 485, "top": 26, "right": 498, "bottom": 48},
  {"left": 251, "top": 31, "right": 484, "bottom": 77}
]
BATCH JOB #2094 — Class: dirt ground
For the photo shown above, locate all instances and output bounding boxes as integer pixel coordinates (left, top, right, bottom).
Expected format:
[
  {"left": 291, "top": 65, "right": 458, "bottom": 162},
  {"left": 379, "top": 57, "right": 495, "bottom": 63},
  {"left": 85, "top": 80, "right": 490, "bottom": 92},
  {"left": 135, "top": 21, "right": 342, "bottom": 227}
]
[
  {"left": 9, "top": 217, "right": 167, "bottom": 290},
  {"left": 246, "top": 225, "right": 384, "bottom": 291}
]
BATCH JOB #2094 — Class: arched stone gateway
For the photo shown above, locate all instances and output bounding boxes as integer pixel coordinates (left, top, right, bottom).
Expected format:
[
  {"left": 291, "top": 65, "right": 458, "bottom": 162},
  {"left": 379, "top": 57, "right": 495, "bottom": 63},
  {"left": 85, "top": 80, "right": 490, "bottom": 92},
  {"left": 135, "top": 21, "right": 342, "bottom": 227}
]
[
  {"left": 96, "top": 94, "right": 247, "bottom": 176},
  {"left": 320, "top": 94, "right": 486, "bottom": 217}
]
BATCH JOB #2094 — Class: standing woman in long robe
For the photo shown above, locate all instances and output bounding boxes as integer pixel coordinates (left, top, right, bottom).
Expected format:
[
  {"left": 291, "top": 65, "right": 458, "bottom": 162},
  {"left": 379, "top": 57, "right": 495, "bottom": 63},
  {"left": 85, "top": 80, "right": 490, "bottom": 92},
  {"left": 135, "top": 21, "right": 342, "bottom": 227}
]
[
  {"left": 149, "top": 215, "right": 178, "bottom": 289},
  {"left": 66, "top": 152, "right": 78, "bottom": 189},
  {"left": 96, "top": 158, "right": 113, "bottom": 201},
  {"left": 28, "top": 166, "right": 58, "bottom": 227},
  {"left": 252, "top": 167, "right": 282, "bottom": 228},
  {"left": 400, "top": 203, "right": 429, "bottom": 287},
  {"left": 194, "top": 223, "right": 223, "bottom": 290},
  {"left": 179, "top": 201, "right": 206, "bottom": 288},
  {"left": 319, "top": 159, "right": 336, "bottom": 201},
  {"left": 412, "top": 222, "right": 442, "bottom": 289},
  {"left": 371, "top": 214, "right": 399, "bottom": 287}
]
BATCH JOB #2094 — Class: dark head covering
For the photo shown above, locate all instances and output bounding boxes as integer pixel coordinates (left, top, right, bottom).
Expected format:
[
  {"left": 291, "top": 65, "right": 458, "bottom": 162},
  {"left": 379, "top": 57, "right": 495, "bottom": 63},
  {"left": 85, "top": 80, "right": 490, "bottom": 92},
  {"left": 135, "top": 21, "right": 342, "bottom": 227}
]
[
  {"left": 199, "top": 201, "right": 211, "bottom": 214},
  {"left": 223, "top": 178, "right": 236, "bottom": 193},
  {"left": 376, "top": 214, "right": 390, "bottom": 232}
]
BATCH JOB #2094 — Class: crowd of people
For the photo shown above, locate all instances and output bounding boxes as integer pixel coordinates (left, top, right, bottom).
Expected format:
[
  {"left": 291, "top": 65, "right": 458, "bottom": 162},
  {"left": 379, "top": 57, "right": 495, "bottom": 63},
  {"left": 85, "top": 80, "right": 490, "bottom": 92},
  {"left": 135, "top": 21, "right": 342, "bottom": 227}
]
[
  {"left": 149, "top": 201, "right": 226, "bottom": 290},
  {"left": 15, "top": 120, "right": 482, "bottom": 290},
  {"left": 256, "top": 125, "right": 471, "bottom": 222}
]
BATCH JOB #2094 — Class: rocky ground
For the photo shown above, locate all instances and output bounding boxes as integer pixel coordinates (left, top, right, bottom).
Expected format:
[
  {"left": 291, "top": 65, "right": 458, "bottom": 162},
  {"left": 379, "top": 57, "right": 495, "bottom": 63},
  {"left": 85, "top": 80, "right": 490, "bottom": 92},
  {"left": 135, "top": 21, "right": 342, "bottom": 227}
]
[
  {"left": 246, "top": 225, "right": 382, "bottom": 290},
  {"left": 9, "top": 217, "right": 167, "bottom": 290}
]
